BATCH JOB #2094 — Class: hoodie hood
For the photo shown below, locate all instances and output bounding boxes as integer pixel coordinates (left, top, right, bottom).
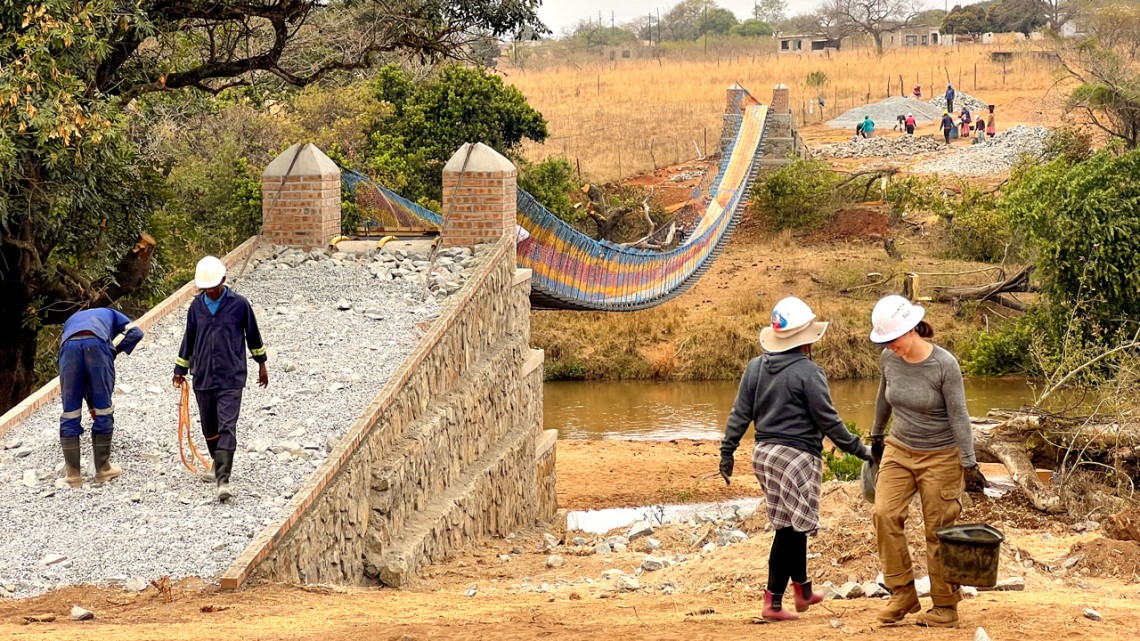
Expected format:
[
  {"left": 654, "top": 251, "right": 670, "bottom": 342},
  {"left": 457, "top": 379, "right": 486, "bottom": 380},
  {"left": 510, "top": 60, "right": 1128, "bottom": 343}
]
[{"left": 764, "top": 349, "right": 809, "bottom": 374}]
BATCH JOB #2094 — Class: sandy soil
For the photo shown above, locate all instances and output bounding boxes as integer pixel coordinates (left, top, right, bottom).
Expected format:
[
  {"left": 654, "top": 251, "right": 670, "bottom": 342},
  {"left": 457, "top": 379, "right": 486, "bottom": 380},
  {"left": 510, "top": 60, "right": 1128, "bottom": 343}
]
[{"left": 4, "top": 440, "right": 1138, "bottom": 641}]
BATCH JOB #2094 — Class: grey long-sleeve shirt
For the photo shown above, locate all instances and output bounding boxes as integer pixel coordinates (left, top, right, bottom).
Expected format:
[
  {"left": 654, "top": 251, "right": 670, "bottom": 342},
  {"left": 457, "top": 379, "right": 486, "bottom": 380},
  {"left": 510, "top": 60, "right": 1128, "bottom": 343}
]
[{"left": 871, "top": 345, "right": 977, "bottom": 467}]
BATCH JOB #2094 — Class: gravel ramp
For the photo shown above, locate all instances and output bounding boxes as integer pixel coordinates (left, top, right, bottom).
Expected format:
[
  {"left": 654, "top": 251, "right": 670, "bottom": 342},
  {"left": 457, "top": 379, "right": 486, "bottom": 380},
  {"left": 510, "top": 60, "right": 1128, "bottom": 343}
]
[{"left": 0, "top": 245, "right": 478, "bottom": 598}]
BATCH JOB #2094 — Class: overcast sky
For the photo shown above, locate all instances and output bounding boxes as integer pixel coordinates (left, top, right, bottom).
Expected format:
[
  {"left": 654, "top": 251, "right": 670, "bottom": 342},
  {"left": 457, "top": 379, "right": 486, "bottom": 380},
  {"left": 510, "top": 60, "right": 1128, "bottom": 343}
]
[{"left": 537, "top": 0, "right": 962, "bottom": 36}]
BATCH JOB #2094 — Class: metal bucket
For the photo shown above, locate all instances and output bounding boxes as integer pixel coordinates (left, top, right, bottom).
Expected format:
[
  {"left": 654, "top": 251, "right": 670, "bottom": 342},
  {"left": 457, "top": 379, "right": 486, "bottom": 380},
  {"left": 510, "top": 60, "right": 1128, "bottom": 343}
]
[{"left": 935, "top": 523, "right": 1004, "bottom": 587}]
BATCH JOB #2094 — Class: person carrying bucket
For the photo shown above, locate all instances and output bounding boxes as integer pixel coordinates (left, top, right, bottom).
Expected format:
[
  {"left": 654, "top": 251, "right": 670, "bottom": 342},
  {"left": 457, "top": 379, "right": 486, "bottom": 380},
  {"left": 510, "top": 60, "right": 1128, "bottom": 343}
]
[
  {"left": 867, "top": 295, "right": 987, "bottom": 628},
  {"left": 172, "top": 256, "right": 269, "bottom": 502},
  {"left": 720, "top": 297, "right": 871, "bottom": 622}
]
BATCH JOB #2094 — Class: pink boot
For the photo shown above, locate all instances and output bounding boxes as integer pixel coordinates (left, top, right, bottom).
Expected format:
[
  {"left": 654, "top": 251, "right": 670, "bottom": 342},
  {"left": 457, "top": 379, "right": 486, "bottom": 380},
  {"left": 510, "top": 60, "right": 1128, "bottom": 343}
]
[
  {"left": 762, "top": 590, "right": 799, "bottom": 622},
  {"left": 792, "top": 581, "right": 825, "bottom": 612}
]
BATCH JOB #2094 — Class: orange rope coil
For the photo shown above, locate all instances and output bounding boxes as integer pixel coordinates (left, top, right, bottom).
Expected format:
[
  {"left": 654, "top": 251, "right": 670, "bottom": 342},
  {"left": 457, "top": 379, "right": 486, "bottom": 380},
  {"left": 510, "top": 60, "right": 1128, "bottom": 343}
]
[{"left": 177, "top": 380, "right": 211, "bottom": 473}]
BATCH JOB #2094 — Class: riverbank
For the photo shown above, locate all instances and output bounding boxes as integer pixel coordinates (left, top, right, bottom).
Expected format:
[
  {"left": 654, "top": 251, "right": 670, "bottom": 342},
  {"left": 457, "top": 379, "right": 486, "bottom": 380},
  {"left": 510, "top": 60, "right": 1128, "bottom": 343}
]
[{"left": 534, "top": 209, "right": 1021, "bottom": 382}]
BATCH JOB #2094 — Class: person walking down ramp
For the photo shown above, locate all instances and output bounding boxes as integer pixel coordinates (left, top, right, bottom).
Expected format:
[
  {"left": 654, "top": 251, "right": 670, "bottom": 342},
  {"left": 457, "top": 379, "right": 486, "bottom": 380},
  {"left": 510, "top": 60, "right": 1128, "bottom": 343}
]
[
  {"left": 945, "top": 84, "right": 956, "bottom": 114},
  {"left": 940, "top": 112, "right": 955, "bottom": 145},
  {"left": 58, "top": 308, "right": 144, "bottom": 487},
  {"left": 172, "top": 256, "right": 269, "bottom": 502},
  {"left": 867, "top": 295, "right": 987, "bottom": 628},
  {"left": 720, "top": 297, "right": 872, "bottom": 622}
]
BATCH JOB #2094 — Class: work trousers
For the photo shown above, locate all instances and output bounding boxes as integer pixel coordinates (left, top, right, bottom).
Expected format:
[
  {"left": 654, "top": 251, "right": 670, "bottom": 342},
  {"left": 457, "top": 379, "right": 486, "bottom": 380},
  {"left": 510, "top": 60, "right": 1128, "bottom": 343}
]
[
  {"left": 873, "top": 439, "right": 964, "bottom": 607},
  {"left": 194, "top": 388, "right": 243, "bottom": 454},
  {"left": 58, "top": 338, "right": 115, "bottom": 438}
]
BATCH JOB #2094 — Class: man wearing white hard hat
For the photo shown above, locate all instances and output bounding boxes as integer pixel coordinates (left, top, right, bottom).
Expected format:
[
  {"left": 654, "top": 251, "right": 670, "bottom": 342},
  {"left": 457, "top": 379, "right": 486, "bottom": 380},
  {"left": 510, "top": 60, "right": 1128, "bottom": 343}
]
[
  {"left": 720, "top": 297, "right": 871, "bottom": 622},
  {"left": 867, "top": 294, "right": 985, "bottom": 628},
  {"left": 172, "top": 256, "right": 269, "bottom": 502}
]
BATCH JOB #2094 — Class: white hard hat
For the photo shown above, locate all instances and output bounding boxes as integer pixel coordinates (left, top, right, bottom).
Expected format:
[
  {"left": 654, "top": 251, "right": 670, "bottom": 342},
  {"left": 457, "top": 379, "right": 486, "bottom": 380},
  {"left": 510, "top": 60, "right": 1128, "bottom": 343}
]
[
  {"left": 869, "top": 295, "right": 925, "bottom": 344},
  {"left": 759, "top": 296, "right": 829, "bottom": 353},
  {"left": 194, "top": 256, "right": 227, "bottom": 289}
]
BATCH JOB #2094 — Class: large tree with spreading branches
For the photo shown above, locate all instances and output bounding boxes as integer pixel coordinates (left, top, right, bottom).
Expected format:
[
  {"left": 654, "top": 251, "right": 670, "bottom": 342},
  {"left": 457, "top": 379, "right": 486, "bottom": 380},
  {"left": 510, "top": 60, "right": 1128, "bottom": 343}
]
[{"left": 0, "top": 0, "right": 545, "bottom": 412}]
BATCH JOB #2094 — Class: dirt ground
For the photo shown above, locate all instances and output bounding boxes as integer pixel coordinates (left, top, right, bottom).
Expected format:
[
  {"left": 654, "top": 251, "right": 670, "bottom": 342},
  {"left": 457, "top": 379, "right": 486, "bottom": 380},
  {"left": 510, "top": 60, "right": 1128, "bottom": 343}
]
[{"left": 5, "top": 440, "right": 1139, "bottom": 641}]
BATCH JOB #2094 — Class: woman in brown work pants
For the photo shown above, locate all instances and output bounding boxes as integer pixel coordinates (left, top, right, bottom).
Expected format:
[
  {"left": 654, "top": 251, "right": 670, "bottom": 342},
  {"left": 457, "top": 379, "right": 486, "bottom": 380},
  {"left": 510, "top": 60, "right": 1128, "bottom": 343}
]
[{"left": 873, "top": 443, "right": 963, "bottom": 621}]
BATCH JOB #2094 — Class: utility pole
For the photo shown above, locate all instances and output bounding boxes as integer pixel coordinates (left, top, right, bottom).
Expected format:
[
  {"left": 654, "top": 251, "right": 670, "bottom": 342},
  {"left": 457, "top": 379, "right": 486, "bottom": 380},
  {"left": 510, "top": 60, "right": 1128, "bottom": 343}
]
[
  {"left": 657, "top": 8, "right": 661, "bottom": 43},
  {"left": 703, "top": 7, "right": 708, "bottom": 55}
]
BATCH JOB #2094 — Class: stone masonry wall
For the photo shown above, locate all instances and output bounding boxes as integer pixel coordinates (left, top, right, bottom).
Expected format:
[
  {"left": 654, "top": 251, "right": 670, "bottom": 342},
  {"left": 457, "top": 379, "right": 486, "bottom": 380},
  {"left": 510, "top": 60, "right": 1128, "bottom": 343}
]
[{"left": 223, "top": 236, "right": 553, "bottom": 589}]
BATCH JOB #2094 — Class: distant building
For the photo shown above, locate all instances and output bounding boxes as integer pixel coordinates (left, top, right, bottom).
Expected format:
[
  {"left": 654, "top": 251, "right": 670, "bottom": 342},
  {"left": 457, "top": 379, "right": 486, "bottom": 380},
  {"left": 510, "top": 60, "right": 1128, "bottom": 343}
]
[
  {"left": 776, "top": 33, "right": 841, "bottom": 55},
  {"left": 881, "top": 25, "right": 944, "bottom": 48}
]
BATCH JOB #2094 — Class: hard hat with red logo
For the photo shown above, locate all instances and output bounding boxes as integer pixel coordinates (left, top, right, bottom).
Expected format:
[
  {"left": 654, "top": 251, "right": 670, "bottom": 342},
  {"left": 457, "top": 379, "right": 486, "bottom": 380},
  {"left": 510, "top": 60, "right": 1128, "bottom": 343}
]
[
  {"left": 759, "top": 296, "right": 829, "bottom": 353},
  {"left": 869, "top": 294, "right": 925, "bottom": 344}
]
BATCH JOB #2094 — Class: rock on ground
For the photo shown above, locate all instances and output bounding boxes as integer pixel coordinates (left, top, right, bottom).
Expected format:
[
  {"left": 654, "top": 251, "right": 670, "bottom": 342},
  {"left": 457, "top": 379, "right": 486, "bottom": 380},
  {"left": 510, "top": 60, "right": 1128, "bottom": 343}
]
[
  {"left": 0, "top": 246, "right": 474, "bottom": 597},
  {"left": 913, "top": 125, "right": 1050, "bottom": 176},
  {"left": 815, "top": 134, "right": 945, "bottom": 158},
  {"left": 828, "top": 96, "right": 944, "bottom": 129}
]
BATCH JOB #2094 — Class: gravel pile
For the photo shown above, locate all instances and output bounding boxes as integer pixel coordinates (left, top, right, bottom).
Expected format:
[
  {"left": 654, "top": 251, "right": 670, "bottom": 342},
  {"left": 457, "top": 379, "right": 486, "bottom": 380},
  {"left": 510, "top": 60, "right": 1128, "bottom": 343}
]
[
  {"left": 913, "top": 125, "right": 1051, "bottom": 176},
  {"left": 814, "top": 134, "right": 946, "bottom": 159},
  {"left": 827, "top": 96, "right": 944, "bottom": 129},
  {"left": 0, "top": 243, "right": 481, "bottom": 598},
  {"left": 929, "top": 90, "right": 989, "bottom": 114}
]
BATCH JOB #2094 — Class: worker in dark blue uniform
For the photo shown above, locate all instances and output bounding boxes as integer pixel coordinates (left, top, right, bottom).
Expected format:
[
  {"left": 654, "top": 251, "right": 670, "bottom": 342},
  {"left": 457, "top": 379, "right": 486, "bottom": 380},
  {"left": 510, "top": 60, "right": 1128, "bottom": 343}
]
[
  {"left": 172, "top": 256, "right": 268, "bottom": 502},
  {"left": 59, "top": 308, "right": 144, "bottom": 488}
]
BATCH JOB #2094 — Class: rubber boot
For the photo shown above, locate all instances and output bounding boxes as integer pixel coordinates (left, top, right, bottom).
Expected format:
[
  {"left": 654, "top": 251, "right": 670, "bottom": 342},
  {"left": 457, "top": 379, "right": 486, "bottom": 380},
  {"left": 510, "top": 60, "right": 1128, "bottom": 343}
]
[
  {"left": 92, "top": 433, "right": 121, "bottom": 483},
  {"left": 792, "top": 581, "right": 824, "bottom": 612},
  {"left": 201, "top": 440, "right": 217, "bottom": 483},
  {"left": 60, "top": 437, "right": 84, "bottom": 488},
  {"left": 877, "top": 582, "right": 921, "bottom": 623},
  {"left": 917, "top": 606, "right": 960, "bottom": 628},
  {"left": 761, "top": 590, "right": 799, "bottom": 622},
  {"left": 214, "top": 450, "right": 233, "bottom": 502}
]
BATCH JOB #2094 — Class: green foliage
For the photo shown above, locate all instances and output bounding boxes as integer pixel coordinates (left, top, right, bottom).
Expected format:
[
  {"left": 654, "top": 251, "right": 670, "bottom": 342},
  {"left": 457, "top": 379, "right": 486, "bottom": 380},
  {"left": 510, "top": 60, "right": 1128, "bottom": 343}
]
[
  {"left": 823, "top": 421, "right": 865, "bottom": 482},
  {"left": 942, "top": 4, "right": 990, "bottom": 34},
  {"left": 987, "top": 0, "right": 1048, "bottom": 35},
  {"left": 1003, "top": 146, "right": 1140, "bottom": 357},
  {"left": 365, "top": 64, "right": 548, "bottom": 209},
  {"left": 544, "top": 360, "right": 588, "bottom": 381},
  {"left": 966, "top": 314, "right": 1036, "bottom": 375},
  {"left": 519, "top": 158, "right": 581, "bottom": 222},
  {"left": 754, "top": 158, "right": 841, "bottom": 231},
  {"left": 731, "top": 18, "right": 774, "bottom": 37},
  {"left": 884, "top": 175, "right": 950, "bottom": 222},
  {"left": 805, "top": 71, "right": 829, "bottom": 88},
  {"left": 944, "top": 188, "right": 1015, "bottom": 263},
  {"left": 1042, "top": 127, "right": 1094, "bottom": 163},
  {"left": 699, "top": 7, "right": 739, "bottom": 36}
]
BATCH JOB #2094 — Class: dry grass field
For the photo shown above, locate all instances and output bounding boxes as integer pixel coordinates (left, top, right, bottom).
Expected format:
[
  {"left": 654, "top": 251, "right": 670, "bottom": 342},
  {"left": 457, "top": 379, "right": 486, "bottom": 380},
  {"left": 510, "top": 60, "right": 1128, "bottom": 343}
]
[{"left": 506, "top": 43, "right": 1066, "bottom": 181}]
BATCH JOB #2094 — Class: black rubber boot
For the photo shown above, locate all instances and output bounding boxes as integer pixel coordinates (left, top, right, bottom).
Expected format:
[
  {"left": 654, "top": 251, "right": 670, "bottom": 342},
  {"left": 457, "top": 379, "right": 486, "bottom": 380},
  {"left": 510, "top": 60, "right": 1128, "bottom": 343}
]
[
  {"left": 60, "top": 437, "right": 84, "bottom": 488},
  {"left": 213, "top": 450, "right": 233, "bottom": 502},
  {"left": 92, "top": 433, "right": 121, "bottom": 483}
]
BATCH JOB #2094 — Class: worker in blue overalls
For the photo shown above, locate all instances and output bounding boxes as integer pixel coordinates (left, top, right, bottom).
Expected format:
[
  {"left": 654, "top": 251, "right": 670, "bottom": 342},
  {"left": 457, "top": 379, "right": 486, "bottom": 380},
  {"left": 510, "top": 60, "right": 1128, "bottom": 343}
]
[
  {"left": 59, "top": 308, "right": 144, "bottom": 488},
  {"left": 172, "top": 256, "right": 268, "bottom": 502}
]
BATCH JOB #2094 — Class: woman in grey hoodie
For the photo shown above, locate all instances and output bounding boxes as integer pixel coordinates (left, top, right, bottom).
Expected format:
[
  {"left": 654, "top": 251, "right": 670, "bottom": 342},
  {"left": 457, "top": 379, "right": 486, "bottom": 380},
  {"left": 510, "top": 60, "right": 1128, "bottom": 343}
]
[{"left": 720, "top": 297, "right": 871, "bottom": 622}]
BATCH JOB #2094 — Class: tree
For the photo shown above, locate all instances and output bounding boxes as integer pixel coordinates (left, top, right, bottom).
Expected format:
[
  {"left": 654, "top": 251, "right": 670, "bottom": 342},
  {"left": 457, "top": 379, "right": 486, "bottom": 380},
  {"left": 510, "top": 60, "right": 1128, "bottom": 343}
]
[
  {"left": 942, "top": 3, "right": 991, "bottom": 34},
  {"left": 0, "top": 0, "right": 545, "bottom": 412},
  {"left": 571, "top": 19, "right": 637, "bottom": 47},
  {"left": 822, "top": 0, "right": 924, "bottom": 54},
  {"left": 1052, "top": 4, "right": 1140, "bottom": 148},
  {"left": 366, "top": 64, "right": 548, "bottom": 209},
  {"left": 699, "top": 7, "right": 740, "bottom": 36},
  {"left": 987, "top": 0, "right": 1048, "bottom": 35},
  {"left": 662, "top": 0, "right": 717, "bottom": 41},
  {"left": 732, "top": 18, "right": 776, "bottom": 37},
  {"left": 753, "top": 0, "right": 788, "bottom": 24}
]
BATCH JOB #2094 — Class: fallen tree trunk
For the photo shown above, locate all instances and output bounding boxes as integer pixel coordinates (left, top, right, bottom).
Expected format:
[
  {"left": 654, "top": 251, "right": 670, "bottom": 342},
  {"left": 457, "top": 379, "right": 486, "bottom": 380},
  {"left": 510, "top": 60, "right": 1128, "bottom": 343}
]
[
  {"left": 930, "top": 266, "right": 1035, "bottom": 305},
  {"left": 971, "top": 412, "right": 1140, "bottom": 513}
]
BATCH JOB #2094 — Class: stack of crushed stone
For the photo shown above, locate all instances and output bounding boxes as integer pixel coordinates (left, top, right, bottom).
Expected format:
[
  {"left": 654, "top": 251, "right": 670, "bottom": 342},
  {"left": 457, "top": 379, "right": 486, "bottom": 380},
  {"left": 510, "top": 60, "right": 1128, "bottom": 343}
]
[
  {"left": 815, "top": 134, "right": 946, "bottom": 159},
  {"left": 914, "top": 125, "right": 1051, "bottom": 176},
  {"left": 929, "top": 90, "right": 989, "bottom": 114},
  {"left": 827, "top": 96, "right": 944, "bottom": 129},
  {"left": 0, "top": 243, "right": 484, "bottom": 598}
]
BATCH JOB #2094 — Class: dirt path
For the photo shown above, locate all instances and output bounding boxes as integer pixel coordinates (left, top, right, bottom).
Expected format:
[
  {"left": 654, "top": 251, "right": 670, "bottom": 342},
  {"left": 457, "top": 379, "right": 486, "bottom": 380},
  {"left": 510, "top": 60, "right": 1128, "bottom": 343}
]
[{"left": 4, "top": 440, "right": 1138, "bottom": 641}]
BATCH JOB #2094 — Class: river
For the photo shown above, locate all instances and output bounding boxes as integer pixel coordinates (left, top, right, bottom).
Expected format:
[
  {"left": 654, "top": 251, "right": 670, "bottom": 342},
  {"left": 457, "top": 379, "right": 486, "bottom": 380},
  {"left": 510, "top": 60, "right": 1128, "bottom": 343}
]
[{"left": 544, "top": 378, "right": 1035, "bottom": 440}]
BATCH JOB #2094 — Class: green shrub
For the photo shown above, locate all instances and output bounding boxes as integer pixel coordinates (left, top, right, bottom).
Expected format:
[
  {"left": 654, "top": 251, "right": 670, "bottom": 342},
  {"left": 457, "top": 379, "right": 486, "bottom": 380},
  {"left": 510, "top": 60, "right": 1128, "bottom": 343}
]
[
  {"left": 966, "top": 315, "right": 1035, "bottom": 376},
  {"left": 544, "top": 360, "right": 588, "bottom": 381},
  {"left": 754, "top": 158, "right": 841, "bottom": 231},
  {"left": 944, "top": 191, "right": 1015, "bottom": 263},
  {"left": 519, "top": 157, "right": 580, "bottom": 222},
  {"left": 823, "top": 421, "right": 866, "bottom": 482}
]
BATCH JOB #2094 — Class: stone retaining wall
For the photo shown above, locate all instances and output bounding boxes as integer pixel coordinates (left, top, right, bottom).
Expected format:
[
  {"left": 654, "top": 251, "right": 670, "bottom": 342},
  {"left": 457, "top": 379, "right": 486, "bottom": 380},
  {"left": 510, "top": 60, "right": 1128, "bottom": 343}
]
[{"left": 222, "top": 235, "right": 554, "bottom": 589}]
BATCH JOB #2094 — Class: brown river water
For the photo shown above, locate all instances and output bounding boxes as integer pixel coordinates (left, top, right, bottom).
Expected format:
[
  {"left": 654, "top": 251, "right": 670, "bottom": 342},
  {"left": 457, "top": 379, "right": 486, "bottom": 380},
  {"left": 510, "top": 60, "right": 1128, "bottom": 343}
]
[{"left": 544, "top": 378, "right": 1035, "bottom": 441}]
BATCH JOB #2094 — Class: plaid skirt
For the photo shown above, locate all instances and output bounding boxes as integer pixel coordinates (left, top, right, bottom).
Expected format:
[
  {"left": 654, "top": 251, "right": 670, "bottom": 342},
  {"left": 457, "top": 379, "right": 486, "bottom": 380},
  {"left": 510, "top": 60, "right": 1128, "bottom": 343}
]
[{"left": 752, "top": 442, "right": 823, "bottom": 534}]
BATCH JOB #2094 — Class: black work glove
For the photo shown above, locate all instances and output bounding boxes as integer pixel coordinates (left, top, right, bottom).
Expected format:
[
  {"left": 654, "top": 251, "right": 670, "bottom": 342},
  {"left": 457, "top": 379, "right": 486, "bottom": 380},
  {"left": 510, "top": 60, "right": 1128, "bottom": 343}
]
[
  {"left": 870, "top": 435, "right": 885, "bottom": 466},
  {"left": 963, "top": 465, "right": 987, "bottom": 493},
  {"left": 719, "top": 453, "right": 734, "bottom": 486}
]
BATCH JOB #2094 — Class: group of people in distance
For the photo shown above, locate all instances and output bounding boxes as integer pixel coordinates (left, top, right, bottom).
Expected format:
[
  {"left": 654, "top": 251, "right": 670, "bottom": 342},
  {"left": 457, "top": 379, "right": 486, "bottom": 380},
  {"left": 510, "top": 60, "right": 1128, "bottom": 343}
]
[
  {"left": 720, "top": 295, "right": 986, "bottom": 628},
  {"left": 55, "top": 256, "right": 267, "bottom": 502}
]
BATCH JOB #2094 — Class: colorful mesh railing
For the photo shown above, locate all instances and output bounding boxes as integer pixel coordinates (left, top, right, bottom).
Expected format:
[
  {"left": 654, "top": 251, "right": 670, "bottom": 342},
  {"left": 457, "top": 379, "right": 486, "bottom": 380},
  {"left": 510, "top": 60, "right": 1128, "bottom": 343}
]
[
  {"left": 342, "top": 170, "right": 443, "bottom": 229},
  {"left": 519, "top": 101, "right": 768, "bottom": 310},
  {"left": 341, "top": 94, "right": 769, "bottom": 312}
]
